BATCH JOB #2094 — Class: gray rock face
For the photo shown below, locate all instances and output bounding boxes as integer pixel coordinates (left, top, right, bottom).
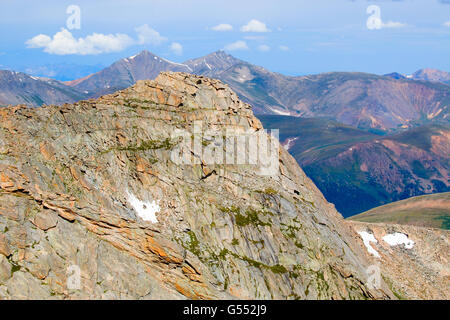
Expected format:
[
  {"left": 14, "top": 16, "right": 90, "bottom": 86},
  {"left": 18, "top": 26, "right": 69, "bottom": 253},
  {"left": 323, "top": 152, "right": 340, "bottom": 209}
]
[{"left": 0, "top": 72, "right": 393, "bottom": 299}]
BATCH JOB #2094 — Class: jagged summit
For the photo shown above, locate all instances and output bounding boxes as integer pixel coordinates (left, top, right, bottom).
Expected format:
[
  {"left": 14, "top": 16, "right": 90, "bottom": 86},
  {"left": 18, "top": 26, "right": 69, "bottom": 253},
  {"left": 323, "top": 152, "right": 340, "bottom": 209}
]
[
  {"left": 100, "top": 72, "right": 253, "bottom": 118},
  {"left": 184, "top": 51, "right": 243, "bottom": 76},
  {"left": 67, "top": 51, "right": 192, "bottom": 97}
]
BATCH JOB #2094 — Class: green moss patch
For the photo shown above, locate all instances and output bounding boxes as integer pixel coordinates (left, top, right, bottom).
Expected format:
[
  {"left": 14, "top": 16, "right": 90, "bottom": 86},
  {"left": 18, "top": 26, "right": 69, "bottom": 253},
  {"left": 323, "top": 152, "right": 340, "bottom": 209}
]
[
  {"left": 217, "top": 248, "right": 288, "bottom": 274},
  {"left": 235, "top": 209, "right": 271, "bottom": 227}
]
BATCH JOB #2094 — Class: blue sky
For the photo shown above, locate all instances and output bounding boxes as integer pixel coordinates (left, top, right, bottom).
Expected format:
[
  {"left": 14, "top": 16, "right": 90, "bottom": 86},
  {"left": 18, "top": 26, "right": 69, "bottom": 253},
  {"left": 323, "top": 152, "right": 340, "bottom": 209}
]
[{"left": 0, "top": 0, "right": 449, "bottom": 79}]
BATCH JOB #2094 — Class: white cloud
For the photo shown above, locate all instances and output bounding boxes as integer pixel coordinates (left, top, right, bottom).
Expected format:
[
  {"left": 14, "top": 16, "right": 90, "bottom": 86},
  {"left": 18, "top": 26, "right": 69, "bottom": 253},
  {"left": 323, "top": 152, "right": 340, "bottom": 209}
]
[
  {"left": 244, "top": 35, "right": 265, "bottom": 40},
  {"left": 380, "top": 21, "right": 406, "bottom": 28},
  {"left": 170, "top": 42, "right": 183, "bottom": 55},
  {"left": 211, "top": 23, "right": 233, "bottom": 31},
  {"left": 26, "top": 34, "right": 52, "bottom": 48},
  {"left": 26, "top": 24, "right": 167, "bottom": 55},
  {"left": 444, "top": 21, "right": 450, "bottom": 27},
  {"left": 224, "top": 40, "right": 249, "bottom": 51},
  {"left": 366, "top": 5, "right": 407, "bottom": 30},
  {"left": 279, "top": 45, "right": 289, "bottom": 51},
  {"left": 240, "top": 19, "right": 270, "bottom": 33},
  {"left": 257, "top": 44, "right": 270, "bottom": 52},
  {"left": 26, "top": 28, "right": 134, "bottom": 55},
  {"left": 135, "top": 24, "right": 167, "bottom": 45}
]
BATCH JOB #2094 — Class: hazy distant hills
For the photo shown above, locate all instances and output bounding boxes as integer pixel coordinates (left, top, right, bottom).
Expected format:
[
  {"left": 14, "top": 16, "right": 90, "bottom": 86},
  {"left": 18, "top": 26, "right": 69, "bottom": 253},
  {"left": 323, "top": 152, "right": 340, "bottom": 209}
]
[
  {"left": 260, "top": 115, "right": 450, "bottom": 217},
  {"left": 383, "top": 72, "right": 407, "bottom": 80},
  {"left": 0, "top": 70, "right": 88, "bottom": 107},
  {"left": 385, "top": 68, "right": 450, "bottom": 84},
  {"left": 226, "top": 69, "right": 449, "bottom": 131},
  {"left": 22, "top": 63, "right": 104, "bottom": 82},
  {"left": 349, "top": 192, "right": 450, "bottom": 230},
  {"left": 411, "top": 68, "right": 450, "bottom": 84}
]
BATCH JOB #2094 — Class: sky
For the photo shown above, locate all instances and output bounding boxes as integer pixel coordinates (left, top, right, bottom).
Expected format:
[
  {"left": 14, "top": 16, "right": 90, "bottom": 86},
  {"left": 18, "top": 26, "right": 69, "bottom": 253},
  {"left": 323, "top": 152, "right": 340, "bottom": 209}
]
[{"left": 0, "top": 0, "right": 449, "bottom": 80}]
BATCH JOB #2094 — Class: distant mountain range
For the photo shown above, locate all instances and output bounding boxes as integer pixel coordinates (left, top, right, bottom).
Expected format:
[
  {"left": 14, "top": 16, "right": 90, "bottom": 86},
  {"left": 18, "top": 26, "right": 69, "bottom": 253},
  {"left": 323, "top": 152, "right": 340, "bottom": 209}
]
[
  {"left": 385, "top": 69, "right": 450, "bottom": 84},
  {"left": 22, "top": 63, "right": 105, "bottom": 82},
  {"left": 260, "top": 115, "right": 450, "bottom": 217},
  {"left": 411, "top": 68, "right": 450, "bottom": 84},
  {"left": 63, "top": 50, "right": 450, "bottom": 132},
  {"left": 63, "top": 50, "right": 193, "bottom": 96},
  {"left": 1, "top": 50, "right": 449, "bottom": 132},
  {"left": 0, "top": 70, "right": 88, "bottom": 107}
]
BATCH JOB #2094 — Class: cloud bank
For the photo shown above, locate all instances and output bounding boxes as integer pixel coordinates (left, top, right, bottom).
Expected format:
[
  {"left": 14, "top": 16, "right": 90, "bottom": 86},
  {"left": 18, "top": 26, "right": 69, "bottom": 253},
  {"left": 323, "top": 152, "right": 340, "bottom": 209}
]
[
  {"left": 257, "top": 44, "right": 270, "bottom": 52},
  {"left": 380, "top": 21, "right": 407, "bottom": 28},
  {"left": 26, "top": 24, "right": 167, "bottom": 55},
  {"left": 211, "top": 23, "right": 233, "bottom": 31},
  {"left": 224, "top": 40, "right": 249, "bottom": 51},
  {"left": 240, "top": 19, "right": 270, "bottom": 32},
  {"left": 135, "top": 24, "right": 167, "bottom": 45},
  {"left": 170, "top": 42, "right": 183, "bottom": 55}
]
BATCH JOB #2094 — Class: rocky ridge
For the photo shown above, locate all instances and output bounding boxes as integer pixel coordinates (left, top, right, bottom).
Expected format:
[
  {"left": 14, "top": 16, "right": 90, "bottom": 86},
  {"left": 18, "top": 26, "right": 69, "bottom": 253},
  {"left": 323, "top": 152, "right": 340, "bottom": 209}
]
[{"left": 0, "top": 72, "right": 396, "bottom": 299}]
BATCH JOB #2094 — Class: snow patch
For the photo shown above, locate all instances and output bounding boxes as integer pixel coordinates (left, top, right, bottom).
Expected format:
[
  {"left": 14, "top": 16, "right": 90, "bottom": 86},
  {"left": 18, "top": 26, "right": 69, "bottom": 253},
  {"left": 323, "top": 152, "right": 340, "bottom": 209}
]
[
  {"left": 159, "top": 57, "right": 193, "bottom": 72},
  {"left": 358, "top": 231, "right": 380, "bottom": 258},
  {"left": 382, "top": 232, "right": 414, "bottom": 249},
  {"left": 270, "top": 108, "right": 291, "bottom": 116},
  {"left": 204, "top": 59, "right": 212, "bottom": 70},
  {"left": 126, "top": 191, "right": 159, "bottom": 223},
  {"left": 283, "top": 137, "right": 298, "bottom": 151}
]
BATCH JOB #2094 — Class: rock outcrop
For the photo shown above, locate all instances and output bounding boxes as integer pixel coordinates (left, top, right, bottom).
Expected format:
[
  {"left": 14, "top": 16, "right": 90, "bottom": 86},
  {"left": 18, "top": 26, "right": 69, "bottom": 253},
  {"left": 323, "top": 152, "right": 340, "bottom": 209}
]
[
  {"left": 349, "top": 221, "right": 449, "bottom": 299},
  {"left": 0, "top": 72, "right": 396, "bottom": 299}
]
